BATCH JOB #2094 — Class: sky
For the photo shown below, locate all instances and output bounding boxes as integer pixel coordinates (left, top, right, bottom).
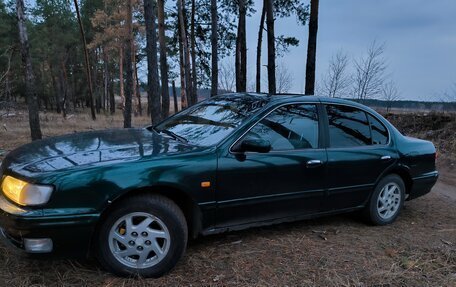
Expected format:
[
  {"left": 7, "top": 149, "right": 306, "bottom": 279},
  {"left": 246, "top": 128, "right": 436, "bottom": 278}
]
[{"left": 241, "top": 0, "right": 456, "bottom": 101}]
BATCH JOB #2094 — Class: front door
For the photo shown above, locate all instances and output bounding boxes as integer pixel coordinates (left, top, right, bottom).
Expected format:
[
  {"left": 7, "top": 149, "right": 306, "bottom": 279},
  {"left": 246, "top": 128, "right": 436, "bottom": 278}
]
[{"left": 215, "top": 103, "right": 327, "bottom": 228}]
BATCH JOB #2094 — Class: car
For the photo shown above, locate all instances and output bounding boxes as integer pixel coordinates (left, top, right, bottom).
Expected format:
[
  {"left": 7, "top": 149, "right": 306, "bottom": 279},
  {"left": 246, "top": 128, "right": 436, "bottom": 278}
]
[{"left": 0, "top": 93, "right": 438, "bottom": 277}]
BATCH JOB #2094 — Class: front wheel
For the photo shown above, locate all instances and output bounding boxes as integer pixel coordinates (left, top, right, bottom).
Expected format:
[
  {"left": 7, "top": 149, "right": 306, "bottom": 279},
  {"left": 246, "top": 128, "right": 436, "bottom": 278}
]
[
  {"left": 364, "top": 174, "right": 405, "bottom": 225},
  {"left": 96, "top": 194, "right": 188, "bottom": 277}
]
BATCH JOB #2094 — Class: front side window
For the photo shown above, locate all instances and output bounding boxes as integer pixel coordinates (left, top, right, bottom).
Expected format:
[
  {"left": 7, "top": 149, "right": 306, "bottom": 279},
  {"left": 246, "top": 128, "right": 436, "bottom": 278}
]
[
  {"left": 239, "top": 104, "right": 319, "bottom": 151},
  {"left": 326, "top": 105, "right": 371, "bottom": 148}
]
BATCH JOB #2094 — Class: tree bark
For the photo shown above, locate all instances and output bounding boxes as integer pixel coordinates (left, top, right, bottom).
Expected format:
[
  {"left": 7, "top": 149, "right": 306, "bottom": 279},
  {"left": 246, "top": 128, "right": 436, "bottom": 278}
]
[
  {"left": 305, "top": 0, "right": 319, "bottom": 95},
  {"left": 123, "top": 0, "right": 133, "bottom": 128},
  {"left": 92, "top": 52, "right": 101, "bottom": 114},
  {"left": 16, "top": 0, "right": 42, "bottom": 140},
  {"left": 266, "top": 0, "right": 276, "bottom": 94},
  {"left": 177, "top": 0, "right": 192, "bottom": 106},
  {"left": 119, "top": 46, "right": 124, "bottom": 108},
  {"left": 256, "top": 3, "right": 266, "bottom": 93},
  {"left": 144, "top": 0, "right": 161, "bottom": 124},
  {"left": 103, "top": 50, "right": 109, "bottom": 111},
  {"left": 236, "top": 0, "right": 247, "bottom": 92},
  {"left": 190, "top": 0, "right": 197, "bottom": 104},
  {"left": 210, "top": 0, "right": 218, "bottom": 97},
  {"left": 158, "top": 0, "right": 170, "bottom": 118},
  {"left": 134, "top": 53, "right": 142, "bottom": 116},
  {"left": 172, "top": 80, "right": 178, "bottom": 113},
  {"left": 109, "top": 76, "right": 115, "bottom": 114},
  {"left": 178, "top": 30, "right": 187, "bottom": 109},
  {"left": 73, "top": 0, "right": 96, "bottom": 120},
  {"left": 132, "top": 48, "right": 138, "bottom": 117},
  {"left": 60, "top": 59, "right": 68, "bottom": 118},
  {"left": 49, "top": 62, "right": 61, "bottom": 114}
]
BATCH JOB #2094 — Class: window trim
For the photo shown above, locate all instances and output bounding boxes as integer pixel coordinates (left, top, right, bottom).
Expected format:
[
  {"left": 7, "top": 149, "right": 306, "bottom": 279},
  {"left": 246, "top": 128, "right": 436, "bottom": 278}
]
[
  {"left": 322, "top": 103, "right": 391, "bottom": 149},
  {"left": 229, "top": 102, "right": 322, "bottom": 154}
]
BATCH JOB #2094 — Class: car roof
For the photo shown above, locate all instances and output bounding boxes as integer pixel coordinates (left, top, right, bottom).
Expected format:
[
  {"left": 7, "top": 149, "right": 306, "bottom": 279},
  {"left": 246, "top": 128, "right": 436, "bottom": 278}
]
[{"left": 217, "top": 92, "right": 364, "bottom": 108}]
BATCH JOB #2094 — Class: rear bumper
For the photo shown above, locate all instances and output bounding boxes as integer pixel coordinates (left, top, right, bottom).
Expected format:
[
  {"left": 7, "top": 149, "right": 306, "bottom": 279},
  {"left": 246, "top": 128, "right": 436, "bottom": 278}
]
[
  {"left": 408, "top": 171, "right": 439, "bottom": 200},
  {"left": 0, "top": 195, "right": 98, "bottom": 257}
]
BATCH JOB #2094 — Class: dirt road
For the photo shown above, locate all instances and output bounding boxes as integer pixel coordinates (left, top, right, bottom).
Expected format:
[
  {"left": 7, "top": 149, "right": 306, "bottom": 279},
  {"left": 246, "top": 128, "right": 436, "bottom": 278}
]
[{"left": 436, "top": 180, "right": 456, "bottom": 202}]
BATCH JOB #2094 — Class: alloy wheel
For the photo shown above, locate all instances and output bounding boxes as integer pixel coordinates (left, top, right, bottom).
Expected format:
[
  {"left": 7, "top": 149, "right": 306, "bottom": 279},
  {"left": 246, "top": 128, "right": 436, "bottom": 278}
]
[
  {"left": 377, "top": 183, "right": 401, "bottom": 220},
  {"left": 108, "top": 212, "right": 171, "bottom": 269}
]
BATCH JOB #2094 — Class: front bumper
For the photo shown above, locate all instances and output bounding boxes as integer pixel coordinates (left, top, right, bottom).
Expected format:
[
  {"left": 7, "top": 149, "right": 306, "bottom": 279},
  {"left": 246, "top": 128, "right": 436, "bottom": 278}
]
[
  {"left": 408, "top": 171, "right": 439, "bottom": 200},
  {"left": 0, "top": 194, "right": 99, "bottom": 257}
]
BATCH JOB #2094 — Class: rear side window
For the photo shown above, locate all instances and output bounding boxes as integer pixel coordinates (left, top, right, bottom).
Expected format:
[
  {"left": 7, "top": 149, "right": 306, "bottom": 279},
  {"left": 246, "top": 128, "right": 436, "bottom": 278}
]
[
  {"left": 326, "top": 105, "right": 371, "bottom": 148},
  {"left": 368, "top": 114, "right": 389, "bottom": 145},
  {"left": 243, "top": 104, "right": 319, "bottom": 150}
]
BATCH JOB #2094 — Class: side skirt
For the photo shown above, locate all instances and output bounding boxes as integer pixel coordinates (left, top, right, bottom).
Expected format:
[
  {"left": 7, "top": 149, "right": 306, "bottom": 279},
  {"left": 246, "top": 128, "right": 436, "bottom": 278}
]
[{"left": 200, "top": 206, "right": 365, "bottom": 236}]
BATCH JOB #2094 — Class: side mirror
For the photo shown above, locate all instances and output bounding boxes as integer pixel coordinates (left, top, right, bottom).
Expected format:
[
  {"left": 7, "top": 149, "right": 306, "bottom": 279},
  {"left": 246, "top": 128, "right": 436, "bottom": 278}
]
[{"left": 239, "top": 138, "right": 271, "bottom": 153}]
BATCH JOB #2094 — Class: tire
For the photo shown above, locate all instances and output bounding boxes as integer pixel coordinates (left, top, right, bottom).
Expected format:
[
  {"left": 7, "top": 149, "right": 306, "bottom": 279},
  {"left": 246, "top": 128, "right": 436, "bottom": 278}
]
[
  {"left": 363, "top": 174, "right": 405, "bottom": 225},
  {"left": 96, "top": 194, "right": 188, "bottom": 278}
]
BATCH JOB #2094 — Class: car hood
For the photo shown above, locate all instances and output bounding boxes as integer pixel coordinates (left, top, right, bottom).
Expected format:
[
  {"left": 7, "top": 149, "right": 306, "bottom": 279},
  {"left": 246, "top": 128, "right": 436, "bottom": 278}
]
[{"left": 1, "top": 128, "right": 201, "bottom": 177}]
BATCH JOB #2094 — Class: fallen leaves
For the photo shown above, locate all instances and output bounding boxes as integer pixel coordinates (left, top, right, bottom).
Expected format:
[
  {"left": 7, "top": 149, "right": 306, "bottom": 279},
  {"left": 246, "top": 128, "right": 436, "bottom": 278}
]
[
  {"left": 312, "top": 229, "right": 340, "bottom": 241},
  {"left": 440, "top": 239, "right": 453, "bottom": 246},
  {"left": 384, "top": 248, "right": 399, "bottom": 258}
]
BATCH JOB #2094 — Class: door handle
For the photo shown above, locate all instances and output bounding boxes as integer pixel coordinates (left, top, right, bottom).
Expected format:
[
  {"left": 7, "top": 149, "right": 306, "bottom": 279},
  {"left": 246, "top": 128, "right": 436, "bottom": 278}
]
[
  {"left": 381, "top": 155, "right": 392, "bottom": 160},
  {"left": 306, "top": 159, "right": 323, "bottom": 168}
]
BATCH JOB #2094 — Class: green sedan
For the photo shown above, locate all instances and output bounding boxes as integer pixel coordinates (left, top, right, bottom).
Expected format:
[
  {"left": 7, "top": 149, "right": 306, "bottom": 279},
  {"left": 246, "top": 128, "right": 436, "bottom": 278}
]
[{"left": 0, "top": 93, "right": 438, "bottom": 277}]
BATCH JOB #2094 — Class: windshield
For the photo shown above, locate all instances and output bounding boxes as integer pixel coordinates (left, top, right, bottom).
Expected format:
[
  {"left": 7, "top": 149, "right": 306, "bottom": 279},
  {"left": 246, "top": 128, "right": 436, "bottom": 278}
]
[{"left": 154, "top": 95, "right": 268, "bottom": 146}]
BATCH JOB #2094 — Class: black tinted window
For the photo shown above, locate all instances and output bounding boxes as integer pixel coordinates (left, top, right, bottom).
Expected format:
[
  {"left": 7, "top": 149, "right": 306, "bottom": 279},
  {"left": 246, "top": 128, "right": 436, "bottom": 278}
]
[
  {"left": 242, "top": 104, "right": 319, "bottom": 151},
  {"left": 326, "top": 105, "right": 371, "bottom": 147},
  {"left": 368, "top": 114, "right": 389, "bottom": 145}
]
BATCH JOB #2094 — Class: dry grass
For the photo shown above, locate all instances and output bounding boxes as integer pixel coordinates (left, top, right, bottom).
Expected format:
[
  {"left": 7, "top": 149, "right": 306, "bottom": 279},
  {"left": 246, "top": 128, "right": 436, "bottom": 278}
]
[
  {"left": 0, "top": 110, "right": 151, "bottom": 159},
  {"left": 0, "top": 109, "right": 455, "bottom": 286},
  {"left": 385, "top": 112, "right": 456, "bottom": 161}
]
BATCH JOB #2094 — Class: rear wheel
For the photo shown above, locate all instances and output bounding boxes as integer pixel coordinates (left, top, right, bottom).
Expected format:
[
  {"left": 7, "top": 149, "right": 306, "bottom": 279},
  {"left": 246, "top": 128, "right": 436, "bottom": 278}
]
[
  {"left": 364, "top": 174, "right": 405, "bottom": 225},
  {"left": 96, "top": 194, "right": 187, "bottom": 277}
]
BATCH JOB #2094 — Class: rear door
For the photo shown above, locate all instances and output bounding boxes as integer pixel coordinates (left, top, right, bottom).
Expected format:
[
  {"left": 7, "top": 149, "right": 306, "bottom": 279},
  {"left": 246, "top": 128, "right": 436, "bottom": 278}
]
[
  {"left": 322, "top": 104, "right": 397, "bottom": 211},
  {"left": 215, "top": 103, "right": 327, "bottom": 227}
]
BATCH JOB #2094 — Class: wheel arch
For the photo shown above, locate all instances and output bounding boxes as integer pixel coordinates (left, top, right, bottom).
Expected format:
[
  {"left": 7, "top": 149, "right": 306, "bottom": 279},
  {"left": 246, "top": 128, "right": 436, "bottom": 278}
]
[
  {"left": 385, "top": 167, "right": 413, "bottom": 196},
  {"left": 89, "top": 184, "right": 203, "bottom": 256}
]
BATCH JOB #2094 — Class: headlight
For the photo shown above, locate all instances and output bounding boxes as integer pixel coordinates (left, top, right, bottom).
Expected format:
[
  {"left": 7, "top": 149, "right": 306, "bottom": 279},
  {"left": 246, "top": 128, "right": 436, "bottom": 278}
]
[{"left": 1, "top": 176, "right": 53, "bottom": 206}]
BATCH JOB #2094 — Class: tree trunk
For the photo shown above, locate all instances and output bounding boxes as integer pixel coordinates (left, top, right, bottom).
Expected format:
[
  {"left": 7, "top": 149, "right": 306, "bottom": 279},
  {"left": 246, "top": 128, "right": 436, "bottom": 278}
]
[
  {"left": 119, "top": 46, "right": 125, "bottom": 108},
  {"left": 60, "top": 59, "right": 68, "bottom": 118},
  {"left": 109, "top": 76, "right": 115, "bottom": 114},
  {"left": 256, "top": 3, "right": 266, "bottom": 93},
  {"left": 177, "top": 0, "right": 192, "bottom": 106},
  {"left": 92, "top": 52, "right": 101, "bottom": 114},
  {"left": 305, "top": 0, "right": 319, "bottom": 95},
  {"left": 70, "top": 65, "right": 77, "bottom": 110},
  {"left": 190, "top": 0, "right": 198, "bottom": 104},
  {"left": 16, "top": 0, "right": 42, "bottom": 140},
  {"left": 178, "top": 31, "right": 187, "bottom": 110},
  {"left": 49, "top": 62, "right": 61, "bottom": 114},
  {"left": 158, "top": 0, "right": 170, "bottom": 119},
  {"left": 236, "top": 0, "right": 247, "bottom": 92},
  {"left": 132, "top": 47, "right": 138, "bottom": 117},
  {"left": 103, "top": 50, "right": 109, "bottom": 111},
  {"left": 210, "top": 0, "right": 218, "bottom": 97},
  {"left": 266, "top": 0, "right": 276, "bottom": 94},
  {"left": 134, "top": 54, "right": 142, "bottom": 116},
  {"left": 123, "top": 0, "right": 133, "bottom": 128},
  {"left": 73, "top": 0, "right": 96, "bottom": 120},
  {"left": 172, "top": 80, "right": 178, "bottom": 113},
  {"left": 144, "top": 0, "right": 161, "bottom": 124}
]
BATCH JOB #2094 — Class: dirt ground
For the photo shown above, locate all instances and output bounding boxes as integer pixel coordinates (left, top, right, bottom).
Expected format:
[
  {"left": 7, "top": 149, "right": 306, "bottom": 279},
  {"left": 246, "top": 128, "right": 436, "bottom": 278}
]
[{"left": 0, "top": 110, "right": 455, "bottom": 286}]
